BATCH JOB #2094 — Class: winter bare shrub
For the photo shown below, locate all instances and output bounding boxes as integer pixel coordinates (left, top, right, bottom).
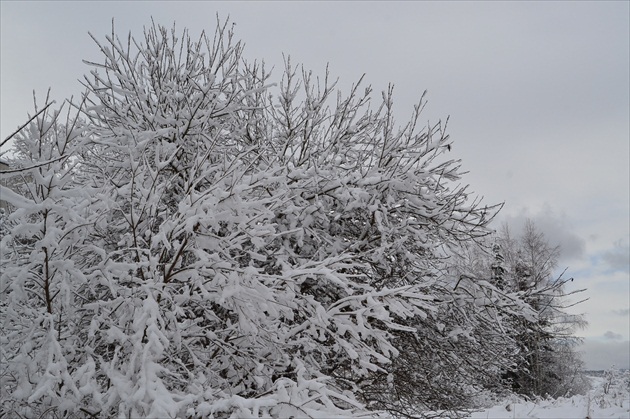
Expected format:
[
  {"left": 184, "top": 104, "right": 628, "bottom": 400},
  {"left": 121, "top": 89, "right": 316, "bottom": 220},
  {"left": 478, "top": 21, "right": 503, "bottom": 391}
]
[{"left": 1, "top": 19, "right": 572, "bottom": 418}]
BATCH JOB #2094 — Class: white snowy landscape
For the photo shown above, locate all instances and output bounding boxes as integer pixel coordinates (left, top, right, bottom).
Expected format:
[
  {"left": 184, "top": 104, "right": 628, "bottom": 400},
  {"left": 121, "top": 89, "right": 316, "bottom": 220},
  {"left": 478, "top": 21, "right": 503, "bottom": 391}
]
[
  {"left": 0, "top": 3, "right": 628, "bottom": 419},
  {"left": 467, "top": 371, "right": 629, "bottom": 419}
]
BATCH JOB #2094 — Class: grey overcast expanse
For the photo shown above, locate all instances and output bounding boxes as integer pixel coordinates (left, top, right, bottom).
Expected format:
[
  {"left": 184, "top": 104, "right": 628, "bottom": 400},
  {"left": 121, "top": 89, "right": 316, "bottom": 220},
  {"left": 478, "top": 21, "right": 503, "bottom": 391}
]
[{"left": 1, "top": 1, "right": 628, "bottom": 370}]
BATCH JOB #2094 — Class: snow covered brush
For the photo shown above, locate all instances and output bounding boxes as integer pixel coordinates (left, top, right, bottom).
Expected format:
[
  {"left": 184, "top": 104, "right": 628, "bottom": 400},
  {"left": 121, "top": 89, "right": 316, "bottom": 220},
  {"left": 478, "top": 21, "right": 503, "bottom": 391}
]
[{"left": 1, "top": 18, "right": 528, "bottom": 419}]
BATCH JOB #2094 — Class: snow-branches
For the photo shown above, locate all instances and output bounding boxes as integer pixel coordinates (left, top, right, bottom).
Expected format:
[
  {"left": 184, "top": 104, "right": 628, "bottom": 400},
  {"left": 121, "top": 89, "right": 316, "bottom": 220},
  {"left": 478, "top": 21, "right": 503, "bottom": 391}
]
[{"left": 0, "top": 19, "right": 583, "bottom": 419}]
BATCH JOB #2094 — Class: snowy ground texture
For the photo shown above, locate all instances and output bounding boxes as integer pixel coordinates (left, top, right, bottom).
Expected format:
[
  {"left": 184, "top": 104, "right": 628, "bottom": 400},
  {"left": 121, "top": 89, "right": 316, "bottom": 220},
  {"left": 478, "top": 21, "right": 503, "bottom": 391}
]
[{"left": 466, "top": 373, "right": 629, "bottom": 419}]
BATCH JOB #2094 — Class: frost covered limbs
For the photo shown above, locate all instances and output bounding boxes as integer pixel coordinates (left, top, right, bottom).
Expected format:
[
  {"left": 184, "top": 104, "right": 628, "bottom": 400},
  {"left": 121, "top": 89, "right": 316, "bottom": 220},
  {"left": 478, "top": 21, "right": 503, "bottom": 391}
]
[
  {"left": 1, "top": 21, "right": 506, "bottom": 418},
  {"left": 452, "top": 221, "right": 588, "bottom": 401}
]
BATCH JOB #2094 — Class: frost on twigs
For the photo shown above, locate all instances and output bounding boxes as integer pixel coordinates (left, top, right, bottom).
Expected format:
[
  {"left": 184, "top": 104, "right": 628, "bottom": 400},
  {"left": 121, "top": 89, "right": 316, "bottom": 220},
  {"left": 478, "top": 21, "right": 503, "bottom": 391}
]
[{"left": 0, "top": 19, "right": 527, "bottom": 419}]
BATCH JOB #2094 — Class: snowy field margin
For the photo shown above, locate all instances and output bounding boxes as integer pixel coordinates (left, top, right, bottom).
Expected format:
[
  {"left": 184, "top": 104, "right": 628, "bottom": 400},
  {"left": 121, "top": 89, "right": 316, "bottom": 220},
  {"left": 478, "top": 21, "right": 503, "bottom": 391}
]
[{"left": 466, "top": 371, "right": 629, "bottom": 419}]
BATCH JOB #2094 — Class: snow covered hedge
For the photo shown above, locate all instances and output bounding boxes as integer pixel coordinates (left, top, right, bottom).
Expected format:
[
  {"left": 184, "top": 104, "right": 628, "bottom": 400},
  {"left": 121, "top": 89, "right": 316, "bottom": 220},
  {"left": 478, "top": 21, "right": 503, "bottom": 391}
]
[{"left": 1, "top": 20, "right": 569, "bottom": 418}]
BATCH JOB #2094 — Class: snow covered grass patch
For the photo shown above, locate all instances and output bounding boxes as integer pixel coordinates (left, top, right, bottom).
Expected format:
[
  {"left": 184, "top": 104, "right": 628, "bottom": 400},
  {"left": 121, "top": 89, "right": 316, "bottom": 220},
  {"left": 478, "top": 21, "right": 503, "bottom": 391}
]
[{"left": 467, "top": 371, "right": 629, "bottom": 419}]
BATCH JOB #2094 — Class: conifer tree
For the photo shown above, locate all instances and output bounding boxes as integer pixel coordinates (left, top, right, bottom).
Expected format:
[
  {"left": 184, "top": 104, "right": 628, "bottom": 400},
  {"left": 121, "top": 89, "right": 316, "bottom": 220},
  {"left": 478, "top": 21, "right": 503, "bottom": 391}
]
[{"left": 495, "top": 221, "right": 588, "bottom": 397}]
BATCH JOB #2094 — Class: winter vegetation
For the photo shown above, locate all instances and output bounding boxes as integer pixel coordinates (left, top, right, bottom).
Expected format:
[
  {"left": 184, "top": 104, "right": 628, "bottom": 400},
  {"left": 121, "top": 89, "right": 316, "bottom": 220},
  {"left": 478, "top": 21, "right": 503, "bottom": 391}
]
[
  {"left": 0, "top": 20, "right": 597, "bottom": 418},
  {"left": 468, "top": 368, "right": 629, "bottom": 419}
]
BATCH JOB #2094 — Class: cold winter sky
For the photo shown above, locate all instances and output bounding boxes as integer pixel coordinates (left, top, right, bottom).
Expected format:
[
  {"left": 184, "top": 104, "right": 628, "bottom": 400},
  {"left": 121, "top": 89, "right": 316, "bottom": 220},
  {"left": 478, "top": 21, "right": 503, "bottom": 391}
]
[{"left": 1, "top": 2, "right": 628, "bottom": 369}]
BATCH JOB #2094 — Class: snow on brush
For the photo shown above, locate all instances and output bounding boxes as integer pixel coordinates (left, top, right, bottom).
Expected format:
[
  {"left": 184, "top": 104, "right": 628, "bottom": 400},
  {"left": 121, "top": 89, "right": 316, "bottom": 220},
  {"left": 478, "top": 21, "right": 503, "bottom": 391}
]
[{"left": 466, "top": 372, "right": 629, "bottom": 419}]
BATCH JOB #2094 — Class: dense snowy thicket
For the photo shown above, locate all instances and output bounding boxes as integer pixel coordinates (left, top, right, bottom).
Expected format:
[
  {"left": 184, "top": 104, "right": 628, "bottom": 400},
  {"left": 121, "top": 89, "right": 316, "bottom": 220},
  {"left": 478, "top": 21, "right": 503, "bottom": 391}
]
[{"left": 0, "top": 21, "right": 587, "bottom": 418}]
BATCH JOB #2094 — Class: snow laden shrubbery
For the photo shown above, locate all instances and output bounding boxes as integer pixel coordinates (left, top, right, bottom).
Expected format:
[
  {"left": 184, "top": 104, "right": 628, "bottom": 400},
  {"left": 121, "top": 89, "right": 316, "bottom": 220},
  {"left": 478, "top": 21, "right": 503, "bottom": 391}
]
[{"left": 0, "top": 21, "right": 584, "bottom": 418}]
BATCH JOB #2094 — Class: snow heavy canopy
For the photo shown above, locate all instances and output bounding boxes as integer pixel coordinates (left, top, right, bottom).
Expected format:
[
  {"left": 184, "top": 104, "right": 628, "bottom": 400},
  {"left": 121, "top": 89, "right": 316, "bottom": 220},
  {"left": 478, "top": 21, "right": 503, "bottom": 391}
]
[{"left": 1, "top": 21, "right": 504, "bottom": 418}]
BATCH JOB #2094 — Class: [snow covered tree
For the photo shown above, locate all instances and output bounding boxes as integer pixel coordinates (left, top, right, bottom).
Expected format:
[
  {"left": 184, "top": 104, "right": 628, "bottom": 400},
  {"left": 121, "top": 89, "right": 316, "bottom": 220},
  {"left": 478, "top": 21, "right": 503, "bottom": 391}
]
[
  {"left": 1, "top": 19, "right": 548, "bottom": 418},
  {"left": 0, "top": 92, "right": 94, "bottom": 418},
  {"left": 489, "top": 221, "right": 588, "bottom": 398}
]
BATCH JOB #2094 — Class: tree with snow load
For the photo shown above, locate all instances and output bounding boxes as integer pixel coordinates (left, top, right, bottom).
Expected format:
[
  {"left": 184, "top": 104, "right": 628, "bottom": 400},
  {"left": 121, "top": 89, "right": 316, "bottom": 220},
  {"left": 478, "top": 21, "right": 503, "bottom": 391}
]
[{"left": 1, "top": 20, "right": 563, "bottom": 418}]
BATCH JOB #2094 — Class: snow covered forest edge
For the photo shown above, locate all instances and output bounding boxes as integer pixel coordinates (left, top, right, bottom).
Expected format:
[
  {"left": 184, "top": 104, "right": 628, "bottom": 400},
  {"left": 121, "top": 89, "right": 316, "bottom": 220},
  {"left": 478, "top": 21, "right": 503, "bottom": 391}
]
[{"left": 0, "top": 19, "right": 621, "bottom": 418}]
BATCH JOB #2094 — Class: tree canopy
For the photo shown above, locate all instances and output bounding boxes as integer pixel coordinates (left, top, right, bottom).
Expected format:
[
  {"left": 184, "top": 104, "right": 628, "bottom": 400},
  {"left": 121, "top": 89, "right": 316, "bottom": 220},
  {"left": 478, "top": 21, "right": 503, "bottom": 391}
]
[{"left": 0, "top": 20, "right": 586, "bottom": 419}]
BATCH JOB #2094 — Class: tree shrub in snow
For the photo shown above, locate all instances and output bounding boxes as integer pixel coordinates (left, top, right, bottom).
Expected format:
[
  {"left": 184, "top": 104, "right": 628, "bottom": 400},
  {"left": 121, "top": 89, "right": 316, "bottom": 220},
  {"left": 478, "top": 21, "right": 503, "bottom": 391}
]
[
  {"left": 0, "top": 20, "right": 578, "bottom": 418},
  {"left": 453, "top": 221, "right": 589, "bottom": 401}
]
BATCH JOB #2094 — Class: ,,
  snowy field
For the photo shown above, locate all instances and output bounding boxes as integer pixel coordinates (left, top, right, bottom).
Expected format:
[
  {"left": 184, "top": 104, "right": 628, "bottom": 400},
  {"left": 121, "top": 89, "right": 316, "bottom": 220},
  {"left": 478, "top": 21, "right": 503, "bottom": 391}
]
[{"left": 467, "top": 374, "right": 629, "bottom": 419}]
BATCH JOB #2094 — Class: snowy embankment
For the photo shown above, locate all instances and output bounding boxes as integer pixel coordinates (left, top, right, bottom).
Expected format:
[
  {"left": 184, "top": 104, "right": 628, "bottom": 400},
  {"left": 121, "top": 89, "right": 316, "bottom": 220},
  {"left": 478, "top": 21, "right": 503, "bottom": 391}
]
[{"left": 467, "top": 373, "right": 629, "bottom": 419}]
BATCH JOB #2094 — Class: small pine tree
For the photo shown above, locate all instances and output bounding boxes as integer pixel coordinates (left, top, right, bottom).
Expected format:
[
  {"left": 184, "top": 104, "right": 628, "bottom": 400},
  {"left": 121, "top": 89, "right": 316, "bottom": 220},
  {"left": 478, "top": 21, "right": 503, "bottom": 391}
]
[{"left": 491, "top": 243, "right": 506, "bottom": 291}]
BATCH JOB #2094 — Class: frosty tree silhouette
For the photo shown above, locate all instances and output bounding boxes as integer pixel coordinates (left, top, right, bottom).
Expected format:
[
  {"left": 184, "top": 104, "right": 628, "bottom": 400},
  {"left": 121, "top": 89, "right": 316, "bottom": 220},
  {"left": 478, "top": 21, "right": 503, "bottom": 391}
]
[
  {"left": 0, "top": 20, "right": 548, "bottom": 418},
  {"left": 451, "top": 220, "right": 589, "bottom": 401},
  {"left": 494, "top": 221, "right": 589, "bottom": 398}
]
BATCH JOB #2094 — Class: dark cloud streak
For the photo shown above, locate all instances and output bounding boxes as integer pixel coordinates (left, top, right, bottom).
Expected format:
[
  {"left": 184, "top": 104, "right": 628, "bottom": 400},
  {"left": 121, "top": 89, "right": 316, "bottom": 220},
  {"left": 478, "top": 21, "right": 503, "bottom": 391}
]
[{"left": 604, "top": 331, "right": 623, "bottom": 341}]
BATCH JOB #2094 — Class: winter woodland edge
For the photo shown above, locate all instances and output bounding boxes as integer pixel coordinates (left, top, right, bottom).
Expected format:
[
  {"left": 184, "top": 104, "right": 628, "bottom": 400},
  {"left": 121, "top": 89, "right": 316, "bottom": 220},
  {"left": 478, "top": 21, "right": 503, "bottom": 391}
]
[{"left": 0, "top": 19, "right": 588, "bottom": 418}]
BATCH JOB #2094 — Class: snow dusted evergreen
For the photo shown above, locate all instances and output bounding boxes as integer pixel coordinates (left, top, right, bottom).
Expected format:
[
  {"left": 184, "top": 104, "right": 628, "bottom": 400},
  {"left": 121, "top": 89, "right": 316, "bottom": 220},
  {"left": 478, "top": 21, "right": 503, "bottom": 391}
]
[
  {"left": 0, "top": 21, "right": 588, "bottom": 418},
  {"left": 454, "top": 222, "right": 590, "bottom": 401}
]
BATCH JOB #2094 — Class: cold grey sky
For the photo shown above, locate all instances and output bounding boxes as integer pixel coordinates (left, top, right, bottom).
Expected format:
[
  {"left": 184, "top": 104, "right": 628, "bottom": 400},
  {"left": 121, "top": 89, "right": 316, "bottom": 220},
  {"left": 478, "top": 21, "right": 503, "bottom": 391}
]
[{"left": 1, "top": 1, "right": 628, "bottom": 369}]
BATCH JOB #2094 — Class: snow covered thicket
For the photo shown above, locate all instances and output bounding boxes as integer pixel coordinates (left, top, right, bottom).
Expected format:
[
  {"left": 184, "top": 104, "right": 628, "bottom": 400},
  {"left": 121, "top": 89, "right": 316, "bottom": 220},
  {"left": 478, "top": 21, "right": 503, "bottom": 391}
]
[{"left": 0, "top": 21, "right": 584, "bottom": 418}]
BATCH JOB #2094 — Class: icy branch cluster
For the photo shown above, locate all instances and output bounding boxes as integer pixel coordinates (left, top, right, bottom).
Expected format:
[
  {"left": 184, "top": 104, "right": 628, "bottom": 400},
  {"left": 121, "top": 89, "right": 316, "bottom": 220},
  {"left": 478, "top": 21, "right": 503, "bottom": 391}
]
[{"left": 0, "top": 21, "right": 585, "bottom": 418}]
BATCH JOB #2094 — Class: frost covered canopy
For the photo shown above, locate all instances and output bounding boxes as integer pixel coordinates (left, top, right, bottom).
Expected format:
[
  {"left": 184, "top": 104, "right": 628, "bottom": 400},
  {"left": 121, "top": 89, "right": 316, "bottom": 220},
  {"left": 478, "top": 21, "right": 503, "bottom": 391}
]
[{"left": 0, "top": 21, "right": 584, "bottom": 418}]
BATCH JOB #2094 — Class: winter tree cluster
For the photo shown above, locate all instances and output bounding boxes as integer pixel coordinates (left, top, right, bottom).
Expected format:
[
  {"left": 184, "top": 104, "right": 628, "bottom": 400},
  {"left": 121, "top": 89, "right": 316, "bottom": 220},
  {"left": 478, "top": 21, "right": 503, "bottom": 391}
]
[{"left": 0, "top": 21, "right": 588, "bottom": 418}]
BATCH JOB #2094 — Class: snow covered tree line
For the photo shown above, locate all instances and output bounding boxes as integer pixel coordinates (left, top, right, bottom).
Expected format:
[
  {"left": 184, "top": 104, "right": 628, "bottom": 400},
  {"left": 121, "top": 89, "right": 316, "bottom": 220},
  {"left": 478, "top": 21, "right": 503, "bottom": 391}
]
[
  {"left": 0, "top": 20, "right": 587, "bottom": 418},
  {"left": 454, "top": 221, "right": 589, "bottom": 400}
]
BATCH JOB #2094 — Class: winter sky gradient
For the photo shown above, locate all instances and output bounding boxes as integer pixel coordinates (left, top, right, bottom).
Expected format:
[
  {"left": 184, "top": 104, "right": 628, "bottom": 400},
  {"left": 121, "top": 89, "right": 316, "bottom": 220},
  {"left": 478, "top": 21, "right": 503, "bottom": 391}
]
[{"left": 1, "top": 1, "right": 628, "bottom": 369}]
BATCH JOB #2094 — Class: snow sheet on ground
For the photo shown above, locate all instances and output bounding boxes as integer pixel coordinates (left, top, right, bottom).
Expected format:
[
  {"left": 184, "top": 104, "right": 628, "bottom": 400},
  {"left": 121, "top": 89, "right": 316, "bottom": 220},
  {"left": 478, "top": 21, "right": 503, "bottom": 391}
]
[{"left": 468, "top": 375, "right": 629, "bottom": 419}]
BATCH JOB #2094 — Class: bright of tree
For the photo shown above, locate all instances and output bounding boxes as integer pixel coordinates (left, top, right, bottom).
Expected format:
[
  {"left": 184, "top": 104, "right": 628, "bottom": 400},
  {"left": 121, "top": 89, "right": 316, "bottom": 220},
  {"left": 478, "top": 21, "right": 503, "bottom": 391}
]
[{"left": 494, "top": 221, "right": 589, "bottom": 398}]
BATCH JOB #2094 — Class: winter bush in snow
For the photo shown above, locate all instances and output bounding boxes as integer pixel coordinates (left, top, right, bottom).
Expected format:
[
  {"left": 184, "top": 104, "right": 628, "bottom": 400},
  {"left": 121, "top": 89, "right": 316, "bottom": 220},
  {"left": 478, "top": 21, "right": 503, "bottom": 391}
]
[{"left": 0, "top": 19, "right": 584, "bottom": 418}]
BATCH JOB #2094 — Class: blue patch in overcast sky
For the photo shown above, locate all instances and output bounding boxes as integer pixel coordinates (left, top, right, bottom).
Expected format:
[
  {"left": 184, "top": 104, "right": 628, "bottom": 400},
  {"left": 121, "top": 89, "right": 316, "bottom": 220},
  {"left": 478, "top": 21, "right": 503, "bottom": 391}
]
[{"left": 1, "top": 1, "right": 628, "bottom": 369}]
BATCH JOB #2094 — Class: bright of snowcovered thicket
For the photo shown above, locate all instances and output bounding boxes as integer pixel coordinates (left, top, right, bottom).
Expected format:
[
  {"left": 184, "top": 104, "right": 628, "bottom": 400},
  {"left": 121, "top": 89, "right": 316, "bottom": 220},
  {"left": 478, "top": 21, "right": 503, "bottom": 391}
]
[{"left": 0, "top": 21, "right": 575, "bottom": 418}]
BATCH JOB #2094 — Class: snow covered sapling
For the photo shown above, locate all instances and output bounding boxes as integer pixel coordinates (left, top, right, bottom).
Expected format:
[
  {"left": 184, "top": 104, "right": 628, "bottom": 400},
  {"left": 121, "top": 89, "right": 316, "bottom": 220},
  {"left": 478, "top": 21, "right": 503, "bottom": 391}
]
[{"left": 0, "top": 92, "right": 95, "bottom": 417}]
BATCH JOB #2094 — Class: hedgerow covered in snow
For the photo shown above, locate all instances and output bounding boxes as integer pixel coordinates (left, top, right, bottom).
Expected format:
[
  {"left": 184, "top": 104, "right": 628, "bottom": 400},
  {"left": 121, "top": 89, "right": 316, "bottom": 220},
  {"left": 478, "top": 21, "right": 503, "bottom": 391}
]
[{"left": 0, "top": 20, "right": 588, "bottom": 418}]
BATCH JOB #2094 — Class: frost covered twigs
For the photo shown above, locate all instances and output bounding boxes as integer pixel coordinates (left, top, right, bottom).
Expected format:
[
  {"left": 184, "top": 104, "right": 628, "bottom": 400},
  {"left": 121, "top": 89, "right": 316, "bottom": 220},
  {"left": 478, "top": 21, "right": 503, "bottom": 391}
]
[{"left": 0, "top": 19, "right": 584, "bottom": 419}]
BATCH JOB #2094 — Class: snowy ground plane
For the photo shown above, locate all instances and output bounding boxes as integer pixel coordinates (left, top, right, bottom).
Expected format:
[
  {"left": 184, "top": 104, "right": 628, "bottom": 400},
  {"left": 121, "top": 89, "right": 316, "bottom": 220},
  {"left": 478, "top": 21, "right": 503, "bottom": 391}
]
[{"left": 466, "top": 374, "right": 629, "bottom": 419}]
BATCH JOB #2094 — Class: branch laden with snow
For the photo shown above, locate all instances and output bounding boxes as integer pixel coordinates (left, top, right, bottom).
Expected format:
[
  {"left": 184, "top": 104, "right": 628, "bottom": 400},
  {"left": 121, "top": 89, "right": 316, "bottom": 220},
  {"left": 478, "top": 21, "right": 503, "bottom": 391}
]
[{"left": 0, "top": 19, "right": 567, "bottom": 419}]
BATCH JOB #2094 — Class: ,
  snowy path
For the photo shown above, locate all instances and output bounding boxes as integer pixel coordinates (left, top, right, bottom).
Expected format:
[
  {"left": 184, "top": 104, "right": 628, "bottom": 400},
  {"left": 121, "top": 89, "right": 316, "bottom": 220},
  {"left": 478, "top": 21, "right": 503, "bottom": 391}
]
[{"left": 467, "top": 375, "right": 629, "bottom": 419}]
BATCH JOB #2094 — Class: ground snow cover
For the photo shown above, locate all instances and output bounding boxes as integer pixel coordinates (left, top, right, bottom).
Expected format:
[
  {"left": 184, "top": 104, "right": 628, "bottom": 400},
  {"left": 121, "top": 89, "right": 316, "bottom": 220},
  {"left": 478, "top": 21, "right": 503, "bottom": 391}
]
[
  {"left": 468, "top": 396, "right": 627, "bottom": 419},
  {"left": 467, "top": 374, "right": 629, "bottom": 419}
]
